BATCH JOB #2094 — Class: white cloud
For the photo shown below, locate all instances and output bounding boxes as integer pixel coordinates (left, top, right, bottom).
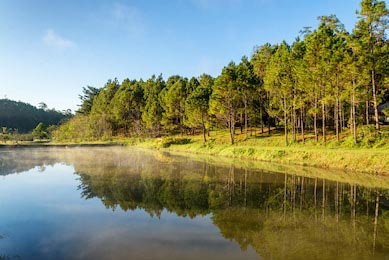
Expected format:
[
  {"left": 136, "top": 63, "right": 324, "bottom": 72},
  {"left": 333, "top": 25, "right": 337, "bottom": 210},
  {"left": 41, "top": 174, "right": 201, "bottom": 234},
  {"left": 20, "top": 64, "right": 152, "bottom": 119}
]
[{"left": 43, "top": 29, "right": 75, "bottom": 49}]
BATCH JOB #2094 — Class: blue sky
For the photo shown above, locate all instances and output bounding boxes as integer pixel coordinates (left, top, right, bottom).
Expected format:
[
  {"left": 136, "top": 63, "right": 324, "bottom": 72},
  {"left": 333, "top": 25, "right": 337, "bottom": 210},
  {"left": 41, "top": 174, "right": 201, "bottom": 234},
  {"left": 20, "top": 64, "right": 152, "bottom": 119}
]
[{"left": 0, "top": 0, "right": 380, "bottom": 111}]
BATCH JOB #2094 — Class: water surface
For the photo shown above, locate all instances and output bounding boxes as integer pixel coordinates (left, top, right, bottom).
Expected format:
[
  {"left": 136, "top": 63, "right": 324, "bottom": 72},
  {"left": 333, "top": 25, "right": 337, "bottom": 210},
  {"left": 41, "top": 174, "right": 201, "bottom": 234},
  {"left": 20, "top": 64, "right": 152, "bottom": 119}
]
[{"left": 0, "top": 147, "right": 388, "bottom": 260}]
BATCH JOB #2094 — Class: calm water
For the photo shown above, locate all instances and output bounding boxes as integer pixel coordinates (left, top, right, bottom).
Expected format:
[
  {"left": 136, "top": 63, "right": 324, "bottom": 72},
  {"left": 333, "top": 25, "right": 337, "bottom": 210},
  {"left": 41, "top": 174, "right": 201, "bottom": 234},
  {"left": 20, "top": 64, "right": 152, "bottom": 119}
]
[{"left": 0, "top": 147, "right": 389, "bottom": 260}]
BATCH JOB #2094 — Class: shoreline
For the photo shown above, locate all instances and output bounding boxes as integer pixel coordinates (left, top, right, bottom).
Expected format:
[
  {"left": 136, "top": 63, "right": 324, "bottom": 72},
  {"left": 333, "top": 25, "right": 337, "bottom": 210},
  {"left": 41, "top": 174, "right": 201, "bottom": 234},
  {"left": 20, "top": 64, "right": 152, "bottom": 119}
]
[
  {"left": 162, "top": 144, "right": 389, "bottom": 176},
  {"left": 1, "top": 139, "right": 388, "bottom": 176},
  {"left": 0, "top": 143, "right": 124, "bottom": 149}
]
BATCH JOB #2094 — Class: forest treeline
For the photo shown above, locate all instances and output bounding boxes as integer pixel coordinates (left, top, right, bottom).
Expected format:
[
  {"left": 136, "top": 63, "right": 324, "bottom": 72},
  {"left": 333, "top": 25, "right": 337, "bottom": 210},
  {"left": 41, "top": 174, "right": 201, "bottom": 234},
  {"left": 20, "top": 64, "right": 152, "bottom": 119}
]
[
  {"left": 54, "top": 0, "right": 389, "bottom": 145},
  {"left": 0, "top": 99, "right": 71, "bottom": 133}
]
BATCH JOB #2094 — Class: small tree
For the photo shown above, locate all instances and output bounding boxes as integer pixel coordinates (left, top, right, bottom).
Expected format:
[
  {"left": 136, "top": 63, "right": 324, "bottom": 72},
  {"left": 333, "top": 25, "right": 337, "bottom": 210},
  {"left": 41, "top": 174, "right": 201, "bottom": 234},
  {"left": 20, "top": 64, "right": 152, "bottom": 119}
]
[{"left": 32, "top": 122, "right": 48, "bottom": 140}]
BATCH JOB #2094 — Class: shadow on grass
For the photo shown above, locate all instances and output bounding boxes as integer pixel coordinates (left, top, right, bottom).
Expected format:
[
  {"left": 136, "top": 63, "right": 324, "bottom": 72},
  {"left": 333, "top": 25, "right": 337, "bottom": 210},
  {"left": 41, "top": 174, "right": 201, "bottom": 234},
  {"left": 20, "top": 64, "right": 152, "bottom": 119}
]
[{"left": 162, "top": 137, "right": 192, "bottom": 148}]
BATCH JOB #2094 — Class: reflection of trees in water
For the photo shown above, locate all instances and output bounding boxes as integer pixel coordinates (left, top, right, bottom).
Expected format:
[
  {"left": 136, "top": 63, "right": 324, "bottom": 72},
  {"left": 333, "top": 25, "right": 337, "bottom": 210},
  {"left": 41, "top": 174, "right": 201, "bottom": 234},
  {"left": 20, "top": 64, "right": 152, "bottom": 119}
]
[
  {"left": 74, "top": 154, "right": 389, "bottom": 260},
  {"left": 2, "top": 147, "right": 389, "bottom": 259},
  {"left": 213, "top": 175, "right": 389, "bottom": 260},
  {"left": 0, "top": 148, "right": 60, "bottom": 175}
]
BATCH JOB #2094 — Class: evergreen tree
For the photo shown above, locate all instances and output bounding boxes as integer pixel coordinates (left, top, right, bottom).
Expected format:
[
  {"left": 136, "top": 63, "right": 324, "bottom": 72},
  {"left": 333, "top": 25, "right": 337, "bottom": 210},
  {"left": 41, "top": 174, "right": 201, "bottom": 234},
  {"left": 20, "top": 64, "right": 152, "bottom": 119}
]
[
  {"left": 251, "top": 43, "right": 274, "bottom": 134},
  {"left": 185, "top": 74, "right": 213, "bottom": 142},
  {"left": 142, "top": 75, "right": 165, "bottom": 136},
  {"left": 264, "top": 42, "right": 293, "bottom": 145},
  {"left": 90, "top": 78, "right": 120, "bottom": 137},
  {"left": 160, "top": 75, "right": 188, "bottom": 133},
  {"left": 354, "top": 0, "right": 389, "bottom": 132},
  {"left": 210, "top": 62, "right": 241, "bottom": 144},
  {"left": 237, "top": 56, "right": 259, "bottom": 139},
  {"left": 77, "top": 86, "right": 100, "bottom": 115}
]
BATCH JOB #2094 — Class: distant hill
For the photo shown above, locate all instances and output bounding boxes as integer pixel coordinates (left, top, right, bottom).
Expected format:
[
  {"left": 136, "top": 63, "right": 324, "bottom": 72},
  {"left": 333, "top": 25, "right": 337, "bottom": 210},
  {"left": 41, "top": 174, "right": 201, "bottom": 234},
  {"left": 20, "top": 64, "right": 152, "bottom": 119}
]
[{"left": 0, "top": 99, "right": 72, "bottom": 133}]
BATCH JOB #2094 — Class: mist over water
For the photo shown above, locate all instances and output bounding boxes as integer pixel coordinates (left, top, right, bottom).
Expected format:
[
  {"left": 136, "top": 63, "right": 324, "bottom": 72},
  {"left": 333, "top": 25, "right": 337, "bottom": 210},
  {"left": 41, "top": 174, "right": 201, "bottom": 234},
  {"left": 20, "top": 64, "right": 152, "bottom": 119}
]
[{"left": 0, "top": 147, "right": 388, "bottom": 260}]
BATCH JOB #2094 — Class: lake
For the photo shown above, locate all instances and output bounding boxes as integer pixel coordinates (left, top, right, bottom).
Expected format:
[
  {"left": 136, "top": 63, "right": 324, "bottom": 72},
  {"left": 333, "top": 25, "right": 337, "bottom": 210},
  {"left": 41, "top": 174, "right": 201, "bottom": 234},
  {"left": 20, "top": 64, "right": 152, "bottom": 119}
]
[{"left": 0, "top": 147, "right": 388, "bottom": 260}]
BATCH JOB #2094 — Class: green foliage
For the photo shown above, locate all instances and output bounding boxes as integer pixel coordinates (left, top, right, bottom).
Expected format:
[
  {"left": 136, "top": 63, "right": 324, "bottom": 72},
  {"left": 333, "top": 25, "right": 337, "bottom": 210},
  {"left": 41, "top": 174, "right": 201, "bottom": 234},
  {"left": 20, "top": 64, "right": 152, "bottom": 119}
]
[
  {"left": 89, "top": 78, "right": 120, "bottom": 138},
  {"left": 0, "top": 99, "right": 71, "bottom": 133},
  {"left": 77, "top": 86, "right": 100, "bottom": 115},
  {"left": 111, "top": 79, "right": 145, "bottom": 136},
  {"left": 210, "top": 62, "right": 241, "bottom": 144},
  {"left": 160, "top": 75, "right": 188, "bottom": 133},
  {"left": 185, "top": 74, "right": 213, "bottom": 142},
  {"left": 142, "top": 75, "right": 165, "bottom": 136},
  {"left": 32, "top": 122, "right": 48, "bottom": 140},
  {"left": 0, "top": 133, "right": 10, "bottom": 143},
  {"left": 52, "top": 115, "right": 95, "bottom": 142}
]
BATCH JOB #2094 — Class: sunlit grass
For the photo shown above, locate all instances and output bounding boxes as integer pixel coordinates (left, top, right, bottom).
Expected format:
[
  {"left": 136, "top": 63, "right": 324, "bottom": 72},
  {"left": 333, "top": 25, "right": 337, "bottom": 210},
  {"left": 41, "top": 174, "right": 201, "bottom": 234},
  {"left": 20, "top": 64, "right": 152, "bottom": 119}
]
[{"left": 142, "top": 126, "right": 389, "bottom": 175}]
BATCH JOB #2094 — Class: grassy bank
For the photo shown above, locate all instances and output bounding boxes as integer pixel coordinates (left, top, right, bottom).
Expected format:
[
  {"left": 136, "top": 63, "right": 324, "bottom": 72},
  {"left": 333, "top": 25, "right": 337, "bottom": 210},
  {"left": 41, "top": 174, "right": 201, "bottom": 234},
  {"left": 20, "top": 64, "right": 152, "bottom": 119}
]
[{"left": 129, "top": 127, "right": 389, "bottom": 176}]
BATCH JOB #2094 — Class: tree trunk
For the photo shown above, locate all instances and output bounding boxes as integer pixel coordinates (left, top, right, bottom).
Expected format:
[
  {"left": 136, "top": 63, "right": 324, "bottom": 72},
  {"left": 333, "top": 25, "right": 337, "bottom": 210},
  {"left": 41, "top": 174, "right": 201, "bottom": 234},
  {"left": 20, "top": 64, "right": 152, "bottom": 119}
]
[
  {"left": 260, "top": 107, "right": 264, "bottom": 134},
  {"left": 366, "top": 85, "right": 370, "bottom": 125},
  {"left": 230, "top": 111, "right": 235, "bottom": 144},
  {"left": 322, "top": 100, "right": 326, "bottom": 144},
  {"left": 335, "top": 92, "right": 339, "bottom": 142},
  {"left": 244, "top": 100, "right": 248, "bottom": 139},
  {"left": 339, "top": 100, "right": 343, "bottom": 132},
  {"left": 201, "top": 114, "right": 206, "bottom": 143},
  {"left": 292, "top": 109, "right": 296, "bottom": 142},
  {"left": 268, "top": 117, "right": 271, "bottom": 135},
  {"left": 240, "top": 112, "right": 243, "bottom": 134},
  {"left": 284, "top": 98, "right": 288, "bottom": 145},
  {"left": 351, "top": 80, "right": 357, "bottom": 144},
  {"left": 300, "top": 107, "right": 305, "bottom": 143},
  {"left": 372, "top": 70, "right": 380, "bottom": 132},
  {"left": 342, "top": 103, "right": 345, "bottom": 132},
  {"left": 314, "top": 94, "right": 318, "bottom": 143}
]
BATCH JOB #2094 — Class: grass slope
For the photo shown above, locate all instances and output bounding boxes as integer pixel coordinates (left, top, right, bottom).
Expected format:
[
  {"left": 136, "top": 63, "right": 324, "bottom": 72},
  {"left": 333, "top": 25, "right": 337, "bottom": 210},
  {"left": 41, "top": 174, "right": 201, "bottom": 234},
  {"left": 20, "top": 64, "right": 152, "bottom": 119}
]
[{"left": 132, "top": 127, "right": 389, "bottom": 175}]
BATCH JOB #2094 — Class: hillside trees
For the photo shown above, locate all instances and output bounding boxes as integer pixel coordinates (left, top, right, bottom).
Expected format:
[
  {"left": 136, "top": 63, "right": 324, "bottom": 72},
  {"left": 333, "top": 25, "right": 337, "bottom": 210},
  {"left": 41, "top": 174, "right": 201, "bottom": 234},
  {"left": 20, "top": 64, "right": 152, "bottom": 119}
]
[{"left": 0, "top": 99, "right": 71, "bottom": 133}]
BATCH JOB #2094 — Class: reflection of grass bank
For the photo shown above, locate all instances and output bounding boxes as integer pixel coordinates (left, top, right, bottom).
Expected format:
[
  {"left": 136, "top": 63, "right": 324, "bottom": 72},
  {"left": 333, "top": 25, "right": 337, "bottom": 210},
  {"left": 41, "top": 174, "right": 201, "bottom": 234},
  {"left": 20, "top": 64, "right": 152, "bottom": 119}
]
[{"left": 156, "top": 149, "right": 389, "bottom": 189}]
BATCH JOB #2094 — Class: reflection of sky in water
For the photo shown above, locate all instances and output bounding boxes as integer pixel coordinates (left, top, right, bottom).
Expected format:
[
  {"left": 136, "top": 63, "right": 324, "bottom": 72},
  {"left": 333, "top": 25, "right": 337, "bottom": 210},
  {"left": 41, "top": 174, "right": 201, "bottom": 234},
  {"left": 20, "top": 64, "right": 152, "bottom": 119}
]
[{"left": 0, "top": 164, "right": 260, "bottom": 260}]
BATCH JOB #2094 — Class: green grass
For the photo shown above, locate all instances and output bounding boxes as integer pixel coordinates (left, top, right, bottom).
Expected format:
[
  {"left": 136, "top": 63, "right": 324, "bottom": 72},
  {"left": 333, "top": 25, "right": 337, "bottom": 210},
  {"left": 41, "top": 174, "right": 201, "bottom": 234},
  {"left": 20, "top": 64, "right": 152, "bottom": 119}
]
[{"left": 130, "top": 126, "right": 389, "bottom": 176}]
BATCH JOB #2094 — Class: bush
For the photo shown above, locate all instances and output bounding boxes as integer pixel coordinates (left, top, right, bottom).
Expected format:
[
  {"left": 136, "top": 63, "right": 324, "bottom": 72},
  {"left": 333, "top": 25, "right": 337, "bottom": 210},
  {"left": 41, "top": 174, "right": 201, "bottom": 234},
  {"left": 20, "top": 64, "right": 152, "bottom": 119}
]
[{"left": 358, "top": 125, "right": 377, "bottom": 148}]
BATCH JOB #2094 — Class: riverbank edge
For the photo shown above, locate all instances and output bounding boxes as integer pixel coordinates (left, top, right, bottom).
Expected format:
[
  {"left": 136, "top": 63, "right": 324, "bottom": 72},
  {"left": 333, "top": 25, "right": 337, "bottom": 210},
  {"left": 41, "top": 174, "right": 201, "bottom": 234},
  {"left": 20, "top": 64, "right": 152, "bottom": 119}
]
[
  {"left": 160, "top": 143, "right": 389, "bottom": 176},
  {"left": 0, "top": 143, "right": 125, "bottom": 148},
  {"left": 2, "top": 138, "right": 388, "bottom": 176}
]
